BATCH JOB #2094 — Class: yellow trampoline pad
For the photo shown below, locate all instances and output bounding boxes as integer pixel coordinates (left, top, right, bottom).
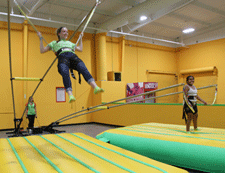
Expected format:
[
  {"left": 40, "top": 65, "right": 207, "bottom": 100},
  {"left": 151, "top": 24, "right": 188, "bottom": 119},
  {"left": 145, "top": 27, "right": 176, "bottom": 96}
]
[{"left": 0, "top": 133, "right": 188, "bottom": 173}]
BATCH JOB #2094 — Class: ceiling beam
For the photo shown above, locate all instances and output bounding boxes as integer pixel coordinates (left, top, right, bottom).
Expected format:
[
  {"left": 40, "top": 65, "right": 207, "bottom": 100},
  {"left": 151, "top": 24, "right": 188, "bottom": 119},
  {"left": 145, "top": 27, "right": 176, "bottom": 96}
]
[
  {"left": 48, "top": 0, "right": 116, "bottom": 17},
  {"left": 147, "top": 22, "right": 183, "bottom": 32},
  {"left": 28, "top": 0, "right": 47, "bottom": 16},
  {"left": 131, "top": 30, "right": 178, "bottom": 41},
  {"left": 183, "top": 20, "right": 225, "bottom": 41},
  {"left": 125, "top": 0, "right": 195, "bottom": 33},
  {"left": 98, "top": 0, "right": 195, "bottom": 33},
  {"left": 0, "top": 11, "right": 184, "bottom": 46},
  {"left": 111, "top": 0, "right": 139, "bottom": 6},
  {"left": 110, "top": 30, "right": 184, "bottom": 45},
  {"left": 192, "top": 1, "right": 225, "bottom": 17},
  {"left": 31, "top": 10, "right": 90, "bottom": 25},
  {"left": 169, "top": 13, "right": 212, "bottom": 26}
]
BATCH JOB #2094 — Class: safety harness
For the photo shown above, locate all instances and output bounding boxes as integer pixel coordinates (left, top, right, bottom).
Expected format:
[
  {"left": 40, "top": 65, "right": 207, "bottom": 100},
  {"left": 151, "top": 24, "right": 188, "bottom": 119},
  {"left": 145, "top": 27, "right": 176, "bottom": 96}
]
[
  {"left": 56, "top": 47, "right": 81, "bottom": 84},
  {"left": 183, "top": 96, "right": 196, "bottom": 124}
]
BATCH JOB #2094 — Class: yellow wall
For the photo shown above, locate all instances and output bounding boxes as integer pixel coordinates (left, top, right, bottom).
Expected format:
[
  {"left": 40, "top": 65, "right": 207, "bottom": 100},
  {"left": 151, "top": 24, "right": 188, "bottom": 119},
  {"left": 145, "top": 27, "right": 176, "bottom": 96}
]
[
  {"left": 92, "top": 40, "right": 184, "bottom": 127},
  {"left": 106, "top": 37, "right": 120, "bottom": 72},
  {"left": 1, "top": 20, "right": 225, "bottom": 130},
  {"left": 92, "top": 38, "right": 225, "bottom": 129},
  {"left": 92, "top": 104, "right": 225, "bottom": 129},
  {"left": 177, "top": 38, "right": 225, "bottom": 103},
  {"left": 0, "top": 22, "right": 95, "bottom": 129},
  {"left": 124, "top": 41, "right": 176, "bottom": 83},
  {"left": 0, "top": 23, "right": 23, "bottom": 129},
  {"left": 101, "top": 39, "right": 179, "bottom": 105}
]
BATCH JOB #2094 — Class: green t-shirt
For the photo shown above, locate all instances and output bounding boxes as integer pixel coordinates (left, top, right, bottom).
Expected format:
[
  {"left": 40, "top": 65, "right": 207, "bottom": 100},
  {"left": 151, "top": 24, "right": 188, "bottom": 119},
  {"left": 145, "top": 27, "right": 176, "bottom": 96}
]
[
  {"left": 26, "top": 102, "right": 36, "bottom": 115},
  {"left": 48, "top": 40, "right": 76, "bottom": 55}
]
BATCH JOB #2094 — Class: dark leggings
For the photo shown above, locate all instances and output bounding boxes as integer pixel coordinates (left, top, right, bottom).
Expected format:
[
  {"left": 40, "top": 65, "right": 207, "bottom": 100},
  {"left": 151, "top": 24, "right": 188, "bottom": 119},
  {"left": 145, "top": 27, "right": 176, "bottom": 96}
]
[
  {"left": 57, "top": 52, "right": 94, "bottom": 91},
  {"left": 27, "top": 115, "right": 35, "bottom": 129}
]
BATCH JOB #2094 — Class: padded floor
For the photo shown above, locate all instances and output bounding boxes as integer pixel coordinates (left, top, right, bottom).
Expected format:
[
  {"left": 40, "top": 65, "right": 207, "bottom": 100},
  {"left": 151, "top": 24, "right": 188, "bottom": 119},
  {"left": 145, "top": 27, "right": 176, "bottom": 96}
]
[
  {"left": 0, "top": 133, "right": 188, "bottom": 173},
  {"left": 96, "top": 123, "right": 225, "bottom": 172}
]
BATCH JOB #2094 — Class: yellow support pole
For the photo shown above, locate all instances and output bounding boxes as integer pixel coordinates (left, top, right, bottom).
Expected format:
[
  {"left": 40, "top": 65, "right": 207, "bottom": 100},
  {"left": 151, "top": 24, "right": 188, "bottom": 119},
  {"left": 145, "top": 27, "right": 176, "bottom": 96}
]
[
  {"left": 13, "top": 77, "right": 41, "bottom": 81},
  {"left": 23, "top": 20, "right": 28, "bottom": 130},
  {"left": 119, "top": 36, "right": 125, "bottom": 81},
  {"left": 96, "top": 33, "right": 107, "bottom": 81}
]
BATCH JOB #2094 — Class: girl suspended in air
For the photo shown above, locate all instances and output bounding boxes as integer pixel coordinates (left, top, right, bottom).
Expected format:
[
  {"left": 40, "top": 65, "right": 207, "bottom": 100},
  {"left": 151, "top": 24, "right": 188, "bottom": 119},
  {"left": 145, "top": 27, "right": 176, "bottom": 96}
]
[{"left": 37, "top": 27, "right": 104, "bottom": 103}]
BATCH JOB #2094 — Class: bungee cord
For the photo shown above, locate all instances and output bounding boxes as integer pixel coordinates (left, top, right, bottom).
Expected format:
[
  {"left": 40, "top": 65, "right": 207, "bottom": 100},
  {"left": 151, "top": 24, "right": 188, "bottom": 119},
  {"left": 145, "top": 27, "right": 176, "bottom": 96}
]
[
  {"left": 14, "top": 0, "right": 48, "bottom": 45},
  {"left": 52, "top": 83, "right": 185, "bottom": 125},
  {"left": 69, "top": 0, "right": 101, "bottom": 42},
  {"left": 48, "top": 84, "right": 217, "bottom": 128},
  {"left": 8, "top": 0, "right": 17, "bottom": 131}
]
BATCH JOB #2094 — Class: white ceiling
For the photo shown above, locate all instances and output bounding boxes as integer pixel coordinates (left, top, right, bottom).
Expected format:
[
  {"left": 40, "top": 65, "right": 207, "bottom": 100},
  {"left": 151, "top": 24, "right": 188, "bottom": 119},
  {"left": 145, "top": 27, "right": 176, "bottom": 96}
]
[{"left": 1, "top": 0, "right": 225, "bottom": 47}]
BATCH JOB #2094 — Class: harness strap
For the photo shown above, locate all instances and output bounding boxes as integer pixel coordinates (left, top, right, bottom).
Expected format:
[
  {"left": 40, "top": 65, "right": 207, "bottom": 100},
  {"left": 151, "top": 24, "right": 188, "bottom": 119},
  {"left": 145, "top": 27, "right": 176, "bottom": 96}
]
[
  {"left": 56, "top": 47, "right": 73, "bottom": 56},
  {"left": 56, "top": 49, "right": 81, "bottom": 84},
  {"left": 70, "top": 68, "right": 81, "bottom": 84},
  {"left": 182, "top": 108, "right": 187, "bottom": 124}
]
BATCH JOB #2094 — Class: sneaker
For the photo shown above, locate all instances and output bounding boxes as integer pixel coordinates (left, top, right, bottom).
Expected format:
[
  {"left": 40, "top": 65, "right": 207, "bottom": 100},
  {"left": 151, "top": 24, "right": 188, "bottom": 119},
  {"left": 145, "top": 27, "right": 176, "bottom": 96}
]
[
  {"left": 28, "top": 129, "right": 32, "bottom": 134},
  {"left": 69, "top": 95, "right": 76, "bottom": 103},
  {"left": 194, "top": 128, "right": 200, "bottom": 131},
  {"left": 94, "top": 86, "right": 104, "bottom": 94},
  {"left": 186, "top": 131, "right": 192, "bottom": 134}
]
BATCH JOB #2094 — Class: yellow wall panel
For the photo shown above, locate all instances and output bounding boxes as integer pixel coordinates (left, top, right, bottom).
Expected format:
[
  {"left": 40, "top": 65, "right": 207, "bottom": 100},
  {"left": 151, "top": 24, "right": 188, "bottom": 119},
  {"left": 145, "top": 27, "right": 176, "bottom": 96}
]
[
  {"left": 106, "top": 41, "right": 119, "bottom": 72},
  {"left": 1, "top": 20, "right": 225, "bottom": 130},
  {"left": 0, "top": 27, "right": 23, "bottom": 129},
  {"left": 177, "top": 38, "right": 225, "bottom": 103},
  {"left": 124, "top": 45, "right": 138, "bottom": 82},
  {"left": 92, "top": 103, "right": 225, "bottom": 129}
]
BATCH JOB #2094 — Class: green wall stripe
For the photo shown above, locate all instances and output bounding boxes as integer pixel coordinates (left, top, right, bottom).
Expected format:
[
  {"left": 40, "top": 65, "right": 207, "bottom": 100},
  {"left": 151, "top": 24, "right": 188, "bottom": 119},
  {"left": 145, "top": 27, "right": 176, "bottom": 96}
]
[
  {"left": 56, "top": 134, "right": 135, "bottom": 173},
  {"left": 24, "top": 137, "right": 63, "bottom": 173},
  {"left": 7, "top": 139, "right": 29, "bottom": 173},
  {"left": 71, "top": 133, "right": 168, "bottom": 173},
  {"left": 40, "top": 136, "right": 100, "bottom": 173}
]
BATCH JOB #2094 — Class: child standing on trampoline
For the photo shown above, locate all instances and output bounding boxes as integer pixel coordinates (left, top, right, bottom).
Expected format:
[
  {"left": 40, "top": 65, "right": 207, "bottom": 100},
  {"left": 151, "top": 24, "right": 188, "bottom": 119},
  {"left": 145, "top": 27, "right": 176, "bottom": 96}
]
[
  {"left": 37, "top": 27, "right": 104, "bottom": 103},
  {"left": 183, "top": 76, "right": 207, "bottom": 133}
]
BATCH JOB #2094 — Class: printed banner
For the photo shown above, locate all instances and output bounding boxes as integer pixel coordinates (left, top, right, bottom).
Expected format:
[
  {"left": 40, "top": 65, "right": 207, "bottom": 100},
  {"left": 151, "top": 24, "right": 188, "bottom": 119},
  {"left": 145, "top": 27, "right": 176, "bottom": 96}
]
[{"left": 126, "top": 82, "right": 158, "bottom": 103}]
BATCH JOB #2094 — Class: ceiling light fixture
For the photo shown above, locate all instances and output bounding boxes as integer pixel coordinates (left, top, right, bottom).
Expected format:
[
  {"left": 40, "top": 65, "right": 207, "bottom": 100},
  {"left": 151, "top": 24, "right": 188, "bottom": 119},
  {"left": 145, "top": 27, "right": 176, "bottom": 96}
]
[
  {"left": 182, "top": 28, "right": 195, "bottom": 34},
  {"left": 140, "top": 15, "right": 147, "bottom": 21}
]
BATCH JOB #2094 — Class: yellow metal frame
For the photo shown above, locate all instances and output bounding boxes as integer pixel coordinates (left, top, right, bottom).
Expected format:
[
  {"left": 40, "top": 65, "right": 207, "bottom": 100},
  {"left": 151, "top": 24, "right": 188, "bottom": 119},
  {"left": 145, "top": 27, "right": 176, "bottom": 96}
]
[{"left": 13, "top": 77, "right": 41, "bottom": 81}]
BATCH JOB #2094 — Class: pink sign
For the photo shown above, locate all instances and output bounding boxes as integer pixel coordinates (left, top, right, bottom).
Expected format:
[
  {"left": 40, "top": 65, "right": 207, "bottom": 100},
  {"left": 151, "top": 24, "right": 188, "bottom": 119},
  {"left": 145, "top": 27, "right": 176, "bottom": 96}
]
[
  {"left": 126, "top": 82, "right": 158, "bottom": 103},
  {"left": 126, "top": 82, "right": 144, "bottom": 103}
]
